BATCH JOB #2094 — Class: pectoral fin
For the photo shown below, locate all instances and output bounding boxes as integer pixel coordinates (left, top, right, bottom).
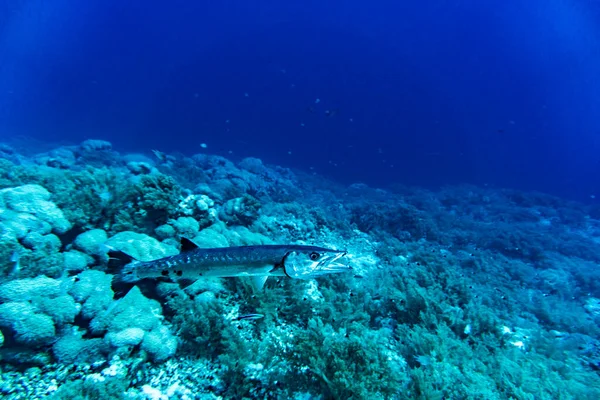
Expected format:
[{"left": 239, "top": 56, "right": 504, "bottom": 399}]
[{"left": 250, "top": 275, "right": 269, "bottom": 291}]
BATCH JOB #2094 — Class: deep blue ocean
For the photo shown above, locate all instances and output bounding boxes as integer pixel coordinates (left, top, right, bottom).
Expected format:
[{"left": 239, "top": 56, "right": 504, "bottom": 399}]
[
  {"left": 1, "top": 0, "right": 599, "bottom": 199},
  {"left": 3, "top": 2, "right": 600, "bottom": 398}
]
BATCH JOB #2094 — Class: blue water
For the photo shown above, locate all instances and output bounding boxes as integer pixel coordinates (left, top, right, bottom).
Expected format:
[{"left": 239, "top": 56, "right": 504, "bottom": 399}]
[
  {"left": 1, "top": 0, "right": 599, "bottom": 199},
  {"left": 3, "top": 2, "right": 600, "bottom": 398}
]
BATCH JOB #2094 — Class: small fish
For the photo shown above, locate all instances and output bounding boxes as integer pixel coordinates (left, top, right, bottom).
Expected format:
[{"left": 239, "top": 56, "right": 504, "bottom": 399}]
[
  {"left": 108, "top": 238, "right": 350, "bottom": 291},
  {"left": 234, "top": 313, "right": 264, "bottom": 321},
  {"left": 10, "top": 251, "right": 20, "bottom": 275},
  {"left": 151, "top": 149, "right": 167, "bottom": 162}
]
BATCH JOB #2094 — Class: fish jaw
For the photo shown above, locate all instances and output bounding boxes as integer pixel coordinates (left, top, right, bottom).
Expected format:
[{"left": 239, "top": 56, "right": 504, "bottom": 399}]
[{"left": 283, "top": 249, "right": 351, "bottom": 279}]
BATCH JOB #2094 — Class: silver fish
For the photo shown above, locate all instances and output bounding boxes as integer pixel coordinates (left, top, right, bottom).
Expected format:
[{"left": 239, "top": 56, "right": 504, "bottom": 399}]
[
  {"left": 108, "top": 238, "right": 350, "bottom": 290},
  {"left": 234, "top": 313, "right": 265, "bottom": 321}
]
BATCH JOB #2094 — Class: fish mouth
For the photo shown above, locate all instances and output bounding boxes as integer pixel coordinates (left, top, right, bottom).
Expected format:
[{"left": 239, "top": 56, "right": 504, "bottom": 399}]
[{"left": 315, "top": 251, "right": 351, "bottom": 275}]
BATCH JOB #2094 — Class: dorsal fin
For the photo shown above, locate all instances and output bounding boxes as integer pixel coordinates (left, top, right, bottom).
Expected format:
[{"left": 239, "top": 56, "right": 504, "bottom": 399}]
[{"left": 180, "top": 237, "right": 199, "bottom": 252}]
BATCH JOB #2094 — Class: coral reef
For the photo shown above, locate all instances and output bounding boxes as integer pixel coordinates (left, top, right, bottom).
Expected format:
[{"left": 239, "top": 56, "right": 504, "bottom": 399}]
[{"left": 0, "top": 140, "right": 599, "bottom": 399}]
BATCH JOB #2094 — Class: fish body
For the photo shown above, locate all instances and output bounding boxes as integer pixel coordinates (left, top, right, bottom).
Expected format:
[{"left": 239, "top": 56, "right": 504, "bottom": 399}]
[
  {"left": 108, "top": 238, "right": 349, "bottom": 289},
  {"left": 234, "top": 313, "right": 265, "bottom": 321}
]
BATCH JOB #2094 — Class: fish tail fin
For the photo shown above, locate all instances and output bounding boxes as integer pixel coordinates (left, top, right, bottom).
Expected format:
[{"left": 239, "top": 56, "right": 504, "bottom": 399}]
[{"left": 107, "top": 250, "right": 140, "bottom": 284}]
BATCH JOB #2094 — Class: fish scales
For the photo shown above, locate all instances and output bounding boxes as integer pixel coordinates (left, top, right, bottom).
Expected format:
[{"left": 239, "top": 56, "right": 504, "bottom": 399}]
[
  {"left": 132, "top": 246, "right": 294, "bottom": 280},
  {"left": 108, "top": 242, "right": 351, "bottom": 289}
]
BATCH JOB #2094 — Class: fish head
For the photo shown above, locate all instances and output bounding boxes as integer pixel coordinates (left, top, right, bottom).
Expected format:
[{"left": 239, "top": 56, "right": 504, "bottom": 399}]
[{"left": 283, "top": 247, "right": 350, "bottom": 279}]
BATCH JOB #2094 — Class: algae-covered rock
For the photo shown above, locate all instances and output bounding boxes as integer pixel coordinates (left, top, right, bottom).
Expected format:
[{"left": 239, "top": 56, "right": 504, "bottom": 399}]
[
  {"left": 105, "top": 327, "right": 145, "bottom": 348},
  {"left": 88, "top": 286, "right": 178, "bottom": 361},
  {"left": 79, "top": 139, "right": 112, "bottom": 152},
  {"left": 105, "top": 231, "right": 178, "bottom": 261},
  {"left": 0, "top": 184, "right": 71, "bottom": 234},
  {"left": 53, "top": 329, "right": 107, "bottom": 364},
  {"left": 37, "top": 294, "right": 80, "bottom": 326},
  {"left": 219, "top": 194, "right": 261, "bottom": 226},
  {"left": 140, "top": 325, "right": 178, "bottom": 362},
  {"left": 155, "top": 223, "right": 176, "bottom": 240},
  {"left": 0, "top": 210, "right": 51, "bottom": 240},
  {"left": 69, "top": 270, "right": 114, "bottom": 320},
  {"left": 64, "top": 250, "right": 94, "bottom": 272},
  {"left": 74, "top": 229, "right": 108, "bottom": 256},
  {"left": 0, "top": 276, "right": 79, "bottom": 336},
  {"left": 191, "top": 222, "right": 272, "bottom": 248},
  {"left": 171, "top": 216, "right": 200, "bottom": 238},
  {"left": 0, "top": 301, "right": 55, "bottom": 346},
  {"left": 133, "top": 174, "right": 182, "bottom": 224},
  {"left": 89, "top": 286, "right": 161, "bottom": 334},
  {"left": 22, "top": 232, "right": 61, "bottom": 252},
  {"left": 192, "top": 225, "right": 230, "bottom": 248},
  {"left": 0, "top": 275, "right": 68, "bottom": 302}
]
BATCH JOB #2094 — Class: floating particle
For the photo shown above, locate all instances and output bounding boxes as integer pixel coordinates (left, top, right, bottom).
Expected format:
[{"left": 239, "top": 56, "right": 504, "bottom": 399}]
[{"left": 464, "top": 324, "right": 472, "bottom": 335}]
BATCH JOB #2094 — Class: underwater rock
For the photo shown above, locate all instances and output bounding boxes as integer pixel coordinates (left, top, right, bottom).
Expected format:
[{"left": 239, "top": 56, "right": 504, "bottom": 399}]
[
  {"left": 64, "top": 250, "right": 94, "bottom": 273},
  {"left": 585, "top": 298, "right": 600, "bottom": 316},
  {"left": 0, "top": 276, "right": 79, "bottom": 342},
  {"left": 0, "top": 143, "right": 15, "bottom": 155},
  {"left": 36, "top": 294, "right": 80, "bottom": 326},
  {"left": 219, "top": 194, "right": 261, "bottom": 226},
  {"left": 90, "top": 286, "right": 178, "bottom": 361},
  {"left": 127, "top": 161, "right": 154, "bottom": 175},
  {"left": 0, "top": 301, "right": 56, "bottom": 346},
  {"left": 74, "top": 229, "right": 108, "bottom": 257},
  {"left": 79, "top": 139, "right": 112, "bottom": 153},
  {"left": 69, "top": 270, "right": 113, "bottom": 320},
  {"left": 90, "top": 286, "right": 161, "bottom": 334},
  {"left": 0, "top": 275, "right": 69, "bottom": 302},
  {"left": 129, "top": 174, "right": 183, "bottom": 227},
  {"left": 22, "top": 232, "right": 61, "bottom": 252},
  {"left": 178, "top": 193, "right": 217, "bottom": 228},
  {"left": 105, "top": 327, "right": 145, "bottom": 348},
  {"left": 140, "top": 325, "right": 178, "bottom": 362},
  {"left": 170, "top": 216, "right": 200, "bottom": 238},
  {"left": 52, "top": 328, "right": 107, "bottom": 364},
  {"left": 76, "top": 139, "right": 120, "bottom": 167},
  {"left": 34, "top": 147, "right": 77, "bottom": 169},
  {"left": 154, "top": 223, "right": 176, "bottom": 240},
  {"left": 239, "top": 157, "right": 267, "bottom": 175},
  {"left": 105, "top": 231, "right": 178, "bottom": 261},
  {"left": 0, "top": 184, "right": 71, "bottom": 234},
  {"left": 0, "top": 210, "right": 52, "bottom": 240}
]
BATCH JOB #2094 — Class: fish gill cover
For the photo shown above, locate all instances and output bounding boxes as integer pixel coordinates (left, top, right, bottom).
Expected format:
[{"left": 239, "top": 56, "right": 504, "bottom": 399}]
[{"left": 1, "top": 1, "right": 600, "bottom": 399}]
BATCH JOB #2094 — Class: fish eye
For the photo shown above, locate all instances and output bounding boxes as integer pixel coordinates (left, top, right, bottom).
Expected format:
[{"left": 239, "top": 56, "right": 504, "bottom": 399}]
[{"left": 309, "top": 252, "right": 320, "bottom": 261}]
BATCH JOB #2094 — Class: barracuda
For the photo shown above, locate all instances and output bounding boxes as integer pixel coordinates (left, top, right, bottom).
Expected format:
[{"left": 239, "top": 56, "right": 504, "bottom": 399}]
[{"left": 108, "top": 238, "right": 350, "bottom": 290}]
